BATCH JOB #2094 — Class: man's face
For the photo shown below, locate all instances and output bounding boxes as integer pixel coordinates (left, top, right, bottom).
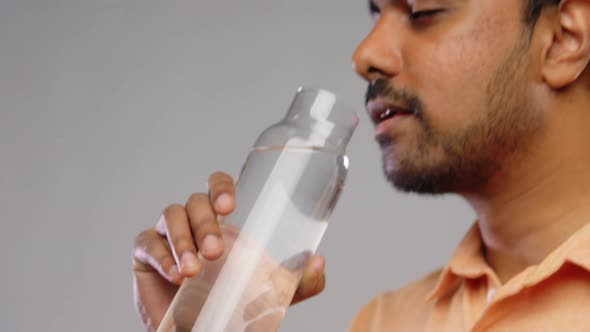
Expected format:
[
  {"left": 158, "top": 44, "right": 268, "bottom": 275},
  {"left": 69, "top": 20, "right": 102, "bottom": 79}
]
[{"left": 354, "top": 0, "right": 546, "bottom": 194}]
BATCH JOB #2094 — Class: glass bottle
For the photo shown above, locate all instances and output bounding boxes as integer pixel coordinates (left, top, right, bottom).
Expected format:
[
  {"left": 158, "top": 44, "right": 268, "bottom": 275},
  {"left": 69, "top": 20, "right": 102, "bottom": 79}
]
[{"left": 157, "top": 87, "right": 358, "bottom": 332}]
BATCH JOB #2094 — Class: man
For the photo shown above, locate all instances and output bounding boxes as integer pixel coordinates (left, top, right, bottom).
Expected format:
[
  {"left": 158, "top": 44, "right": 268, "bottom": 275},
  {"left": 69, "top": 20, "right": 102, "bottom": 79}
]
[{"left": 132, "top": 0, "right": 590, "bottom": 330}]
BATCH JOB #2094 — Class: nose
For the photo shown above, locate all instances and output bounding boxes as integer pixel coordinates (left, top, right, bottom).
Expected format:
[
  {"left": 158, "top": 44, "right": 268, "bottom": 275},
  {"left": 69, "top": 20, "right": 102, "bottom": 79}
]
[{"left": 352, "top": 15, "right": 403, "bottom": 82}]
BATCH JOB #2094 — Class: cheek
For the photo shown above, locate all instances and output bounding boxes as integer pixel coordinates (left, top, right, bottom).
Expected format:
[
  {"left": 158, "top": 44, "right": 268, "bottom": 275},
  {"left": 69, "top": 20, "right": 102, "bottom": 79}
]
[
  {"left": 414, "top": 48, "right": 487, "bottom": 133},
  {"left": 403, "top": 12, "right": 521, "bottom": 134}
]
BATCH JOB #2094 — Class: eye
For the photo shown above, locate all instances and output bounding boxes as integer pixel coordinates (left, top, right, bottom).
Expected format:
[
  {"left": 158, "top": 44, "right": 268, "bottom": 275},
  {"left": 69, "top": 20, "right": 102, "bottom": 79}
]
[
  {"left": 369, "top": 1, "right": 381, "bottom": 21},
  {"left": 409, "top": 9, "right": 443, "bottom": 23}
]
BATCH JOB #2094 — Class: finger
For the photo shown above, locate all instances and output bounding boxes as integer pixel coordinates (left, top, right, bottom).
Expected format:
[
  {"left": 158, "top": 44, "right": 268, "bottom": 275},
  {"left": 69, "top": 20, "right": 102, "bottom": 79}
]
[
  {"left": 242, "top": 290, "right": 288, "bottom": 332},
  {"left": 133, "top": 229, "right": 183, "bottom": 285},
  {"left": 291, "top": 255, "right": 326, "bottom": 305},
  {"left": 243, "top": 268, "right": 297, "bottom": 322},
  {"left": 244, "top": 305, "right": 284, "bottom": 332},
  {"left": 160, "top": 205, "right": 201, "bottom": 277},
  {"left": 186, "top": 193, "right": 224, "bottom": 260},
  {"left": 208, "top": 171, "right": 235, "bottom": 215}
]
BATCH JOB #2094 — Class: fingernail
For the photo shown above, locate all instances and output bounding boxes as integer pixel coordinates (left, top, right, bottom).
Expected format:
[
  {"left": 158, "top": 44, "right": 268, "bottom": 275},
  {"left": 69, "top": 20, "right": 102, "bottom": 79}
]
[
  {"left": 168, "top": 265, "right": 180, "bottom": 280},
  {"left": 215, "top": 193, "right": 233, "bottom": 211},
  {"left": 311, "top": 257, "right": 325, "bottom": 272},
  {"left": 202, "top": 234, "right": 221, "bottom": 256},
  {"left": 181, "top": 252, "right": 198, "bottom": 271}
]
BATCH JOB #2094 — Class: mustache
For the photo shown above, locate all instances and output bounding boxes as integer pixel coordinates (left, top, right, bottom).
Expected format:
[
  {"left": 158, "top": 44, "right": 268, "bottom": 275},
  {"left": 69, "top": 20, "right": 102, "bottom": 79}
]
[{"left": 365, "top": 79, "right": 424, "bottom": 117}]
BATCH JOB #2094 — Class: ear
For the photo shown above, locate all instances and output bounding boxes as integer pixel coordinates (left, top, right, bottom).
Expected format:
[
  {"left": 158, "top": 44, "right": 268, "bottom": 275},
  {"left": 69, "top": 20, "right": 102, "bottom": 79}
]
[{"left": 542, "top": 0, "right": 590, "bottom": 89}]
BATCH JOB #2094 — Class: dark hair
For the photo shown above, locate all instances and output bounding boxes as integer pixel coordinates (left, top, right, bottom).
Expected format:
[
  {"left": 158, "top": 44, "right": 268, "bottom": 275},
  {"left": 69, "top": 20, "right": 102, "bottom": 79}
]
[{"left": 524, "top": 0, "right": 561, "bottom": 27}]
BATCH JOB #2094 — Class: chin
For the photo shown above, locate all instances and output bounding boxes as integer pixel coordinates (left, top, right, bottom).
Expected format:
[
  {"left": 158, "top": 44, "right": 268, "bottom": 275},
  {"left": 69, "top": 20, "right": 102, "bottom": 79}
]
[
  {"left": 383, "top": 158, "right": 457, "bottom": 195},
  {"left": 388, "top": 173, "right": 450, "bottom": 195}
]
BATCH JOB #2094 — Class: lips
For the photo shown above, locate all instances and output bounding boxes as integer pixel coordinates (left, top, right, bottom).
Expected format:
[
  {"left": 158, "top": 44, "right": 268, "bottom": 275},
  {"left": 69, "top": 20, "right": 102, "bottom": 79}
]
[{"left": 367, "top": 99, "right": 414, "bottom": 126}]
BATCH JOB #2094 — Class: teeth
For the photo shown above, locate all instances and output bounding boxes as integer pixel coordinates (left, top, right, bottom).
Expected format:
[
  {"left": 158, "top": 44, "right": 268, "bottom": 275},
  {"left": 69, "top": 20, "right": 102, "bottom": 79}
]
[{"left": 380, "top": 108, "right": 393, "bottom": 120}]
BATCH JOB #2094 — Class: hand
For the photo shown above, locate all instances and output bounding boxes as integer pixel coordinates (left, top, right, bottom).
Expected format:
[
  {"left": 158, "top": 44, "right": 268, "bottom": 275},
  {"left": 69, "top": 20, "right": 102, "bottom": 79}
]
[{"left": 132, "top": 172, "right": 327, "bottom": 331}]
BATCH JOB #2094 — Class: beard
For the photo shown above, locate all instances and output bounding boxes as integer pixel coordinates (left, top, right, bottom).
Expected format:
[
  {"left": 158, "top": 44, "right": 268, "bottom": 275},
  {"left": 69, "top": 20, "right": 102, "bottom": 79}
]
[{"left": 368, "top": 37, "right": 545, "bottom": 195}]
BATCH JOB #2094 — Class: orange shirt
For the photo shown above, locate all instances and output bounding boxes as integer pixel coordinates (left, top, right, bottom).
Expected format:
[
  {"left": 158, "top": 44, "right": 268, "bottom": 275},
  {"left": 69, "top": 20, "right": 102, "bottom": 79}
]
[{"left": 348, "top": 222, "right": 590, "bottom": 331}]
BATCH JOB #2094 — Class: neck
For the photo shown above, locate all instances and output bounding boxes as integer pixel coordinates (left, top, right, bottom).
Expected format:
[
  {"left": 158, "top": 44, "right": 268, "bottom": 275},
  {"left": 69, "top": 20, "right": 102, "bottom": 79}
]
[{"left": 462, "top": 97, "right": 590, "bottom": 284}]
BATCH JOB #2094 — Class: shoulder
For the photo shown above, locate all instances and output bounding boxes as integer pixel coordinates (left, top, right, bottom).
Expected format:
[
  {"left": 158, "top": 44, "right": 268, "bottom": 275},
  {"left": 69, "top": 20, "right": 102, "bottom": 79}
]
[{"left": 348, "top": 269, "right": 442, "bottom": 332}]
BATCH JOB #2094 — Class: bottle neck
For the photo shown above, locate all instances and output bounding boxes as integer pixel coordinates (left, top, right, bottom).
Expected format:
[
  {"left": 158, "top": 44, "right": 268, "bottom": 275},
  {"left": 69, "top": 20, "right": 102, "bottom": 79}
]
[{"left": 282, "top": 88, "right": 357, "bottom": 151}]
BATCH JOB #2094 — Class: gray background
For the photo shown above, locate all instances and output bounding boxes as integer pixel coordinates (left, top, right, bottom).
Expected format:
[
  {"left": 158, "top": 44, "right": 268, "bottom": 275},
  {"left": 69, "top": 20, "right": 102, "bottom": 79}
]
[{"left": 0, "top": 1, "right": 474, "bottom": 331}]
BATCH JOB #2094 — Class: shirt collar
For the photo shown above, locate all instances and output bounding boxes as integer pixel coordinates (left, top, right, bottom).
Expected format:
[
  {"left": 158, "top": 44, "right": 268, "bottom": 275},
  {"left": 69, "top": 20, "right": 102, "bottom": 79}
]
[
  {"left": 426, "top": 221, "right": 590, "bottom": 302},
  {"left": 426, "top": 223, "right": 499, "bottom": 302}
]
